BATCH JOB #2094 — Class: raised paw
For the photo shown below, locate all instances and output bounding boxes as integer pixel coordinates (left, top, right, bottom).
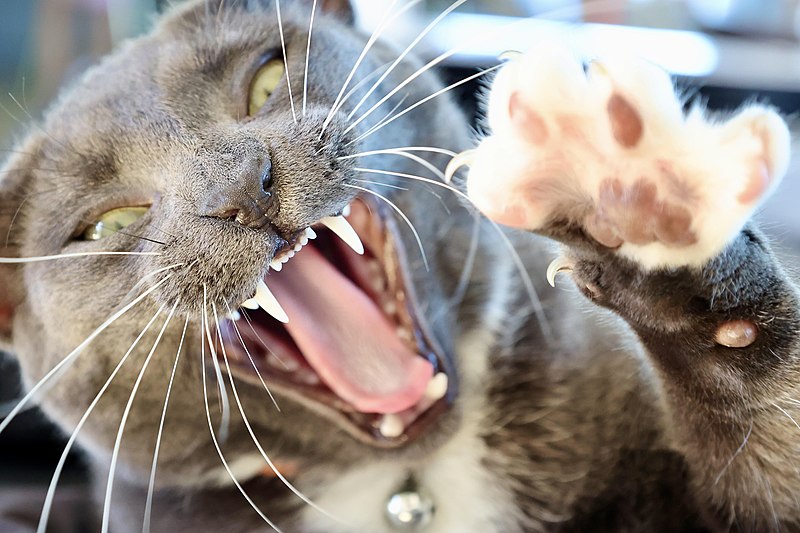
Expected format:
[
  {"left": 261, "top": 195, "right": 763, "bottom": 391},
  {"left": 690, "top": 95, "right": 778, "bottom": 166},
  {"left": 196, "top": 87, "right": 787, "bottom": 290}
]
[{"left": 451, "top": 44, "right": 791, "bottom": 269}]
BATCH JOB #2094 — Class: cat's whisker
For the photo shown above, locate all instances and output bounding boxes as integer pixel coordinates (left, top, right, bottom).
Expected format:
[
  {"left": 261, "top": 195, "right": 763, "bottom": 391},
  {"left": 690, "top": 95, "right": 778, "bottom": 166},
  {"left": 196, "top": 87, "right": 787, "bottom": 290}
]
[
  {"left": 302, "top": 0, "right": 318, "bottom": 119},
  {"left": 36, "top": 303, "right": 167, "bottom": 533},
  {"left": 275, "top": 0, "right": 298, "bottom": 124},
  {"left": 143, "top": 315, "right": 190, "bottom": 533},
  {"left": 339, "top": 146, "right": 458, "bottom": 160},
  {"left": 0, "top": 274, "right": 172, "bottom": 438},
  {"left": 129, "top": 263, "right": 184, "bottom": 296},
  {"left": 201, "top": 321, "right": 283, "bottom": 533},
  {"left": 319, "top": 0, "right": 411, "bottom": 137},
  {"left": 448, "top": 210, "right": 482, "bottom": 310},
  {"left": 238, "top": 308, "right": 292, "bottom": 369},
  {"left": 0, "top": 251, "right": 161, "bottom": 263},
  {"left": 202, "top": 286, "right": 231, "bottom": 443},
  {"left": 344, "top": 183, "right": 429, "bottom": 272},
  {"left": 353, "top": 178, "right": 449, "bottom": 214},
  {"left": 351, "top": 167, "right": 555, "bottom": 345},
  {"left": 4, "top": 93, "right": 78, "bottom": 157},
  {"left": 773, "top": 403, "right": 800, "bottom": 431},
  {"left": 343, "top": 148, "right": 448, "bottom": 181},
  {"left": 101, "top": 301, "right": 179, "bottom": 533},
  {"left": 221, "top": 301, "right": 281, "bottom": 411},
  {"left": 343, "top": 0, "right": 470, "bottom": 127},
  {"left": 215, "top": 306, "right": 347, "bottom": 526},
  {"left": 347, "top": 64, "right": 502, "bottom": 146},
  {"left": 361, "top": 94, "right": 409, "bottom": 138}
]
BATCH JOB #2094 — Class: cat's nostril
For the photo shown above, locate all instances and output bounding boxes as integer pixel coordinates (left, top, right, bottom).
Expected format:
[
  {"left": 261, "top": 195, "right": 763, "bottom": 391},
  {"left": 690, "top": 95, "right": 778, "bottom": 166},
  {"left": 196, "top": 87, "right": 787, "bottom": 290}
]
[{"left": 260, "top": 159, "right": 274, "bottom": 194}]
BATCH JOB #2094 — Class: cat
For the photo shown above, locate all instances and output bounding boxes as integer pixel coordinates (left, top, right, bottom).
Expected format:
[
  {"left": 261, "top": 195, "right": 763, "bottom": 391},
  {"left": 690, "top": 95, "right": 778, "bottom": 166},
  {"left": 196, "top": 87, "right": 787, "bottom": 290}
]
[{"left": 1, "top": 0, "right": 799, "bottom": 531}]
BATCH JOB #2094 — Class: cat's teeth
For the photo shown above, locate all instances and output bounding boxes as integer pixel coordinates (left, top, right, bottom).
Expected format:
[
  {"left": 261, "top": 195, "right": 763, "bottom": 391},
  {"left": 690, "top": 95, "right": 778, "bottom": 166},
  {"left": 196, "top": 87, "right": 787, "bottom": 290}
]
[
  {"left": 378, "top": 414, "right": 404, "bottom": 439},
  {"left": 424, "top": 373, "right": 448, "bottom": 402},
  {"left": 295, "top": 368, "right": 320, "bottom": 385},
  {"left": 228, "top": 310, "right": 242, "bottom": 321},
  {"left": 444, "top": 149, "right": 477, "bottom": 183},
  {"left": 305, "top": 227, "right": 317, "bottom": 240},
  {"left": 270, "top": 259, "right": 284, "bottom": 272},
  {"left": 255, "top": 279, "right": 289, "bottom": 323},
  {"left": 320, "top": 216, "right": 364, "bottom": 255},
  {"left": 546, "top": 257, "right": 575, "bottom": 287},
  {"left": 342, "top": 203, "right": 352, "bottom": 217},
  {"left": 241, "top": 298, "right": 259, "bottom": 310}
]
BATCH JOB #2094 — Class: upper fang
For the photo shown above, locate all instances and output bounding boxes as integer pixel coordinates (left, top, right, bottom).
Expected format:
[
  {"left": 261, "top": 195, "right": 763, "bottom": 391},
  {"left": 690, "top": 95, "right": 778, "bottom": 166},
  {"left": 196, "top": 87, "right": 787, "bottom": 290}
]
[
  {"left": 320, "top": 215, "right": 364, "bottom": 255},
  {"left": 255, "top": 279, "right": 289, "bottom": 323}
]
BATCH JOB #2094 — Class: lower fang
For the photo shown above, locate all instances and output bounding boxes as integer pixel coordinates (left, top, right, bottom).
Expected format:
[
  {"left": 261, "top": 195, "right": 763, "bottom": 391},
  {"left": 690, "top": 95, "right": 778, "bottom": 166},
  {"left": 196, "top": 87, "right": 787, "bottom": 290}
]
[
  {"left": 424, "top": 373, "right": 448, "bottom": 402},
  {"left": 228, "top": 310, "right": 242, "bottom": 321},
  {"left": 379, "top": 414, "right": 404, "bottom": 439},
  {"left": 241, "top": 298, "right": 259, "bottom": 310}
]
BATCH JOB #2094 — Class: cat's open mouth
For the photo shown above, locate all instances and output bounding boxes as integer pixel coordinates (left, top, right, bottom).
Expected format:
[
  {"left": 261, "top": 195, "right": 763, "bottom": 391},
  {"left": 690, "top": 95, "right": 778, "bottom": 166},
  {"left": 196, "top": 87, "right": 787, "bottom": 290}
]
[{"left": 215, "top": 199, "right": 451, "bottom": 447}]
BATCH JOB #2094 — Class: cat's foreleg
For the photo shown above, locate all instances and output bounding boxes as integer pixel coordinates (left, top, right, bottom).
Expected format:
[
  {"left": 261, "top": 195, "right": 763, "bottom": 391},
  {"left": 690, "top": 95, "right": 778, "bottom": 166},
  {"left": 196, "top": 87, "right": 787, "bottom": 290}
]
[{"left": 454, "top": 46, "right": 800, "bottom": 528}]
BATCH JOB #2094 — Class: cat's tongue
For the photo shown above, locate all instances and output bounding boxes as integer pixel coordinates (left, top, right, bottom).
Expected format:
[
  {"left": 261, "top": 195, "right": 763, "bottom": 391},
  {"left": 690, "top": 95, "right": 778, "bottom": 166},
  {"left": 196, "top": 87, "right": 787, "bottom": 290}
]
[{"left": 268, "top": 246, "right": 433, "bottom": 414}]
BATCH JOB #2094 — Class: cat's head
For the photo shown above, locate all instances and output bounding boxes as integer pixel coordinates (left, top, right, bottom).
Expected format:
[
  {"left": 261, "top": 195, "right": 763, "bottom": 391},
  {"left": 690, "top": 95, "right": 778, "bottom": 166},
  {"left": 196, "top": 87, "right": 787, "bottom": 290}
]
[{"left": 0, "top": 0, "right": 495, "bottom": 489}]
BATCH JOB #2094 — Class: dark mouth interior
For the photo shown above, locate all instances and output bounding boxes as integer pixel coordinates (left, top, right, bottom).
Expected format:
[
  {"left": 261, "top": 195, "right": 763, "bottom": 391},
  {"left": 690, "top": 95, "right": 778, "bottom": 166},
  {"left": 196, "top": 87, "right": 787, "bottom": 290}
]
[{"left": 216, "top": 200, "right": 449, "bottom": 445}]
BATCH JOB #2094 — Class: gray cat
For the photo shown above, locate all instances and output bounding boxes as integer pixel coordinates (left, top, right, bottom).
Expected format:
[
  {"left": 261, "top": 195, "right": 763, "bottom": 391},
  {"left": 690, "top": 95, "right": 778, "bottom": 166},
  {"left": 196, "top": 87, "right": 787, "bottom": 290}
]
[{"left": 1, "top": 0, "right": 799, "bottom": 531}]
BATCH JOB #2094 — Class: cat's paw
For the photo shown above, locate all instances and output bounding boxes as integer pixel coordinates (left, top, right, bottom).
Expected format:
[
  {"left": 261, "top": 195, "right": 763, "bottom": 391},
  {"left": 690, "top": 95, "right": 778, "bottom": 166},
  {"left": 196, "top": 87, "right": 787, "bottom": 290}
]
[{"left": 451, "top": 45, "right": 791, "bottom": 269}]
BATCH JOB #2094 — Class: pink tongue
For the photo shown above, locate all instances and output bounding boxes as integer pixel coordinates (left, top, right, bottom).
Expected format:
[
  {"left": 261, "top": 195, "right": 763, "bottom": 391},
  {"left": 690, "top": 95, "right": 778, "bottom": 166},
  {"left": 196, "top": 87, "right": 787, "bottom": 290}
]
[{"left": 268, "top": 246, "right": 433, "bottom": 414}]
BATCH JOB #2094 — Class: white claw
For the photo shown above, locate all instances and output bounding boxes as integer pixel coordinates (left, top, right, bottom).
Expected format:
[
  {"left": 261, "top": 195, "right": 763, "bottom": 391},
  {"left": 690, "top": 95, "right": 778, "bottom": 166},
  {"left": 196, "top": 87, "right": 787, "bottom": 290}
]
[
  {"left": 498, "top": 49, "right": 524, "bottom": 61},
  {"left": 444, "top": 149, "right": 477, "bottom": 183},
  {"left": 546, "top": 257, "right": 574, "bottom": 287},
  {"left": 241, "top": 298, "right": 259, "bottom": 310},
  {"left": 378, "top": 414, "right": 404, "bottom": 439},
  {"left": 320, "top": 215, "right": 364, "bottom": 255},
  {"left": 255, "top": 279, "right": 289, "bottom": 323},
  {"left": 424, "top": 373, "right": 448, "bottom": 402}
]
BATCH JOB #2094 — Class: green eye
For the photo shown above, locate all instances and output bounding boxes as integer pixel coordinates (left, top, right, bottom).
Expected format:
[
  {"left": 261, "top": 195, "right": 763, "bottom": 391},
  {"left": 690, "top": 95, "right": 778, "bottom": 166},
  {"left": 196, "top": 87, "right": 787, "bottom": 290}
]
[
  {"left": 248, "top": 58, "right": 285, "bottom": 116},
  {"left": 83, "top": 207, "right": 148, "bottom": 241}
]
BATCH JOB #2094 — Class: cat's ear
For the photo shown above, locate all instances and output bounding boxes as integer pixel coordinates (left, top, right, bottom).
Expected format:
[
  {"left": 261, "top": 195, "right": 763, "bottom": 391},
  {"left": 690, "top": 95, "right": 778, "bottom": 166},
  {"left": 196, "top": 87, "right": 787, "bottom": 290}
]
[
  {"left": 0, "top": 134, "right": 40, "bottom": 350},
  {"left": 309, "top": 0, "right": 355, "bottom": 24}
]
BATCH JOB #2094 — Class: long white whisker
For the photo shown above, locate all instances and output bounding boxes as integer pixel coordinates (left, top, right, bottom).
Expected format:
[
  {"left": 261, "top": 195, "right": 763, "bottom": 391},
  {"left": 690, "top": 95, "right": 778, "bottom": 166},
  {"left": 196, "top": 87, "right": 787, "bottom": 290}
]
[
  {"left": 344, "top": 148, "right": 448, "bottom": 181},
  {"left": 101, "top": 301, "right": 178, "bottom": 533},
  {"left": 353, "top": 178, "right": 449, "bottom": 213},
  {"left": 222, "top": 301, "right": 280, "bottom": 411},
  {"left": 201, "top": 315, "right": 283, "bottom": 532},
  {"left": 276, "top": 0, "right": 297, "bottom": 124},
  {"left": 142, "top": 316, "right": 190, "bottom": 533},
  {"left": 344, "top": 0, "right": 469, "bottom": 128},
  {"left": 351, "top": 167, "right": 555, "bottom": 345},
  {"left": 345, "top": 183, "right": 429, "bottom": 272},
  {"left": 319, "top": 0, "right": 409, "bottom": 137},
  {"left": 302, "top": 0, "right": 318, "bottom": 118},
  {"left": 238, "top": 309, "right": 290, "bottom": 370},
  {"left": 0, "top": 251, "right": 161, "bottom": 263},
  {"left": 339, "top": 146, "right": 458, "bottom": 161},
  {"left": 347, "top": 64, "right": 502, "bottom": 146},
  {"left": 214, "top": 307, "right": 345, "bottom": 525},
  {"left": 130, "top": 263, "right": 184, "bottom": 294},
  {"left": 36, "top": 303, "right": 166, "bottom": 533},
  {"left": 0, "top": 274, "right": 173, "bottom": 437},
  {"left": 202, "top": 287, "right": 231, "bottom": 443}
]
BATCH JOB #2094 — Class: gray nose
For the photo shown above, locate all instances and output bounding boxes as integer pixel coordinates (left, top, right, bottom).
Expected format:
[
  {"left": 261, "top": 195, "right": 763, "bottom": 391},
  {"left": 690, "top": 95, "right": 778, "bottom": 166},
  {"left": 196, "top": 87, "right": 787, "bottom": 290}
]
[{"left": 198, "top": 150, "right": 276, "bottom": 231}]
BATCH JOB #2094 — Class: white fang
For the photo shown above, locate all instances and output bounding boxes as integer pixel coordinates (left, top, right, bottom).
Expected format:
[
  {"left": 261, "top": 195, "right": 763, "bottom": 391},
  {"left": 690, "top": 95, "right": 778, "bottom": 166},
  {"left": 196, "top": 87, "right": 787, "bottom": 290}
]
[
  {"left": 241, "top": 298, "right": 259, "bottom": 310},
  {"left": 255, "top": 279, "right": 289, "bottom": 323},
  {"left": 320, "top": 215, "right": 364, "bottom": 255}
]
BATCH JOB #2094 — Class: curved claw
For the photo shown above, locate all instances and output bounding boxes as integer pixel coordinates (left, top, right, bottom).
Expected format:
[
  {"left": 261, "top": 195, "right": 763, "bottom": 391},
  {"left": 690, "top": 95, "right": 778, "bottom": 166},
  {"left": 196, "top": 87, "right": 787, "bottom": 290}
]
[
  {"left": 444, "top": 149, "right": 477, "bottom": 184},
  {"left": 499, "top": 50, "right": 523, "bottom": 62},
  {"left": 546, "top": 256, "right": 574, "bottom": 287}
]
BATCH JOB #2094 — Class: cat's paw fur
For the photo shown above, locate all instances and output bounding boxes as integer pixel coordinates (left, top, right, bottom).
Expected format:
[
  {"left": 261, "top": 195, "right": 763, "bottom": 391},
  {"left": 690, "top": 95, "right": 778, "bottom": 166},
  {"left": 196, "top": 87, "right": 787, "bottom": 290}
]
[{"left": 460, "top": 45, "right": 791, "bottom": 269}]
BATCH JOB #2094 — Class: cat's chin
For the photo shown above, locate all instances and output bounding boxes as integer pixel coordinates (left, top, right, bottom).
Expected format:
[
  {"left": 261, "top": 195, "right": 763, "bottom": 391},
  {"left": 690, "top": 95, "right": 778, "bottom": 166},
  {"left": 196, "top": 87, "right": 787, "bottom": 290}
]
[{"left": 213, "top": 198, "right": 453, "bottom": 448}]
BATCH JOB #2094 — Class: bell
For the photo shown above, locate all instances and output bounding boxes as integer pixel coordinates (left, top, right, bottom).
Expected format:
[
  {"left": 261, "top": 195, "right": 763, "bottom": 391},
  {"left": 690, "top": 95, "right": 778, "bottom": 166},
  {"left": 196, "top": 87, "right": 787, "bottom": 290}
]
[{"left": 385, "top": 489, "right": 435, "bottom": 530}]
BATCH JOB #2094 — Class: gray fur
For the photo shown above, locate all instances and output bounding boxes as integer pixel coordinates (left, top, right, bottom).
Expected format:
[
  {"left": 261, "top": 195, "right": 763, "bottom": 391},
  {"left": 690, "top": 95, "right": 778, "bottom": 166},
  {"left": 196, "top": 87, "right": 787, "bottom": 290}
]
[{"left": 2, "top": 1, "right": 800, "bottom": 531}]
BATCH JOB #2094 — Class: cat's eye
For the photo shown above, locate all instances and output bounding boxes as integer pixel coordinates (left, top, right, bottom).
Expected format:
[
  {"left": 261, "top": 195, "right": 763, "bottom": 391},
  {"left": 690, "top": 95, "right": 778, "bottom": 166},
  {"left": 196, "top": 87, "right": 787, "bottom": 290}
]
[
  {"left": 248, "top": 58, "right": 285, "bottom": 116},
  {"left": 82, "top": 207, "right": 149, "bottom": 241}
]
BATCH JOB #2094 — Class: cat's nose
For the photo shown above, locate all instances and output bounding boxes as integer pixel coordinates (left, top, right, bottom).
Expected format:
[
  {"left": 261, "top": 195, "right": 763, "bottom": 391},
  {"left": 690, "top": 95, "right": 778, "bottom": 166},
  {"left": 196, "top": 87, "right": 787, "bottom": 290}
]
[{"left": 199, "top": 154, "right": 276, "bottom": 231}]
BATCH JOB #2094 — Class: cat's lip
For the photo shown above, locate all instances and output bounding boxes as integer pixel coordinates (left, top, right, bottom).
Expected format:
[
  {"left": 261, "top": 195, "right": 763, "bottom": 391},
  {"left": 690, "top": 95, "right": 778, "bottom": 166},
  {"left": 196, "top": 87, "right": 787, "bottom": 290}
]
[{"left": 215, "top": 198, "right": 454, "bottom": 447}]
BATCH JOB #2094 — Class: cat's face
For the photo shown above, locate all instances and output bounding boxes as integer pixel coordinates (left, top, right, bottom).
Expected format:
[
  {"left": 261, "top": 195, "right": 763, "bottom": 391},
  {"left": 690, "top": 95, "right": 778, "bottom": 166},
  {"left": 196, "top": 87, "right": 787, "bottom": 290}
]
[{"left": 0, "top": 0, "right": 493, "bottom": 488}]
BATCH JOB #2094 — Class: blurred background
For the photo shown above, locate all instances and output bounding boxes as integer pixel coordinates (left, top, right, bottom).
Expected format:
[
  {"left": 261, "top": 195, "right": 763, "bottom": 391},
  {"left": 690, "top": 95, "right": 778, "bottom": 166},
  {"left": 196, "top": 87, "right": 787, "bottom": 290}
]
[{"left": 0, "top": 0, "right": 799, "bottom": 530}]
